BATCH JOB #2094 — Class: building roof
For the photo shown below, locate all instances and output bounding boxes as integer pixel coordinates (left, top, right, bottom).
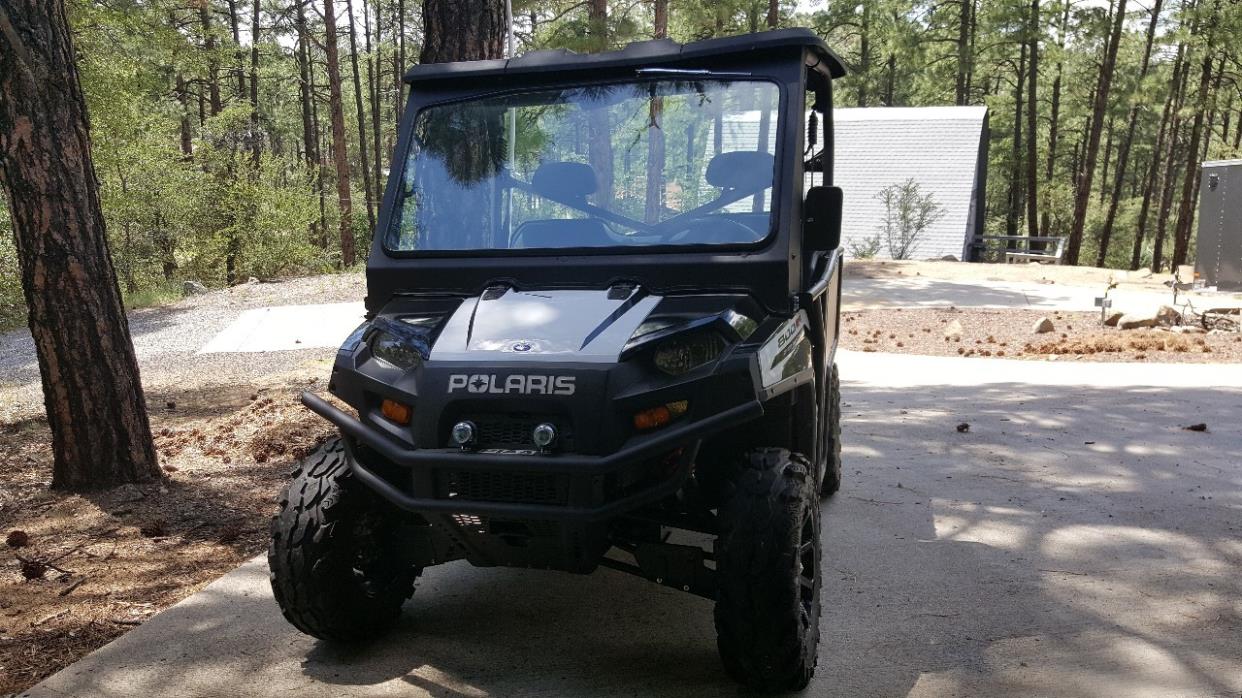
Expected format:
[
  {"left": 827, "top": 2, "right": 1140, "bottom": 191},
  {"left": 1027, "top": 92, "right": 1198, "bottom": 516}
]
[
  {"left": 833, "top": 106, "right": 989, "bottom": 260},
  {"left": 404, "top": 28, "right": 846, "bottom": 84}
]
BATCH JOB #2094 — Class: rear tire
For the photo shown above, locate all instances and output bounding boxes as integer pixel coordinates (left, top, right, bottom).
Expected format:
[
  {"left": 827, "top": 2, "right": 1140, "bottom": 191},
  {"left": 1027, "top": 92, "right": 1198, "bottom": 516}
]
[
  {"left": 269, "top": 438, "right": 419, "bottom": 642},
  {"left": 715, "top": 448, "right": 821, "bottom": 691},
  {"left": 820, "top": 363, "right": 842, "bottom": 497}
]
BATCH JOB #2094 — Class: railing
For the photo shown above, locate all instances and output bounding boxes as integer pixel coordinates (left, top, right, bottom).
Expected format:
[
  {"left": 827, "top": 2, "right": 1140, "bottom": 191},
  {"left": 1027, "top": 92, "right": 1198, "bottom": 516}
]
[{"left": 968, "top": 235, "right": 1066, "bottom": 265}]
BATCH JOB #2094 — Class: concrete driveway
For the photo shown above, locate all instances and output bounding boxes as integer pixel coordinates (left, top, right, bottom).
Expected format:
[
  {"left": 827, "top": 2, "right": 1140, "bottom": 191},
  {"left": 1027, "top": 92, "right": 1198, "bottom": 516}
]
[{"left": 22, "top": 350, "right": 1242, "bottom": 698}]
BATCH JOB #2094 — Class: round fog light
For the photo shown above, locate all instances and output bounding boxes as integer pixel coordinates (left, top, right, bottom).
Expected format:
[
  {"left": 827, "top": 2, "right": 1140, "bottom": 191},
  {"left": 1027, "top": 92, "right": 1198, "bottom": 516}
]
[
  {"left": 532, "top": 423, "right": 557, "bottom": 450},
  {"left": 451, "top": 421, "right": 476, "bottom": 448}
]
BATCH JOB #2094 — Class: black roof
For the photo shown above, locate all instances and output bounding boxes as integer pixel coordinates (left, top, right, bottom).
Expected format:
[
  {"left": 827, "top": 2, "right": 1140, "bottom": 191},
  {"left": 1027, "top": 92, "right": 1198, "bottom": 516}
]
[{"left": 403, "top": 28, "right": 846, "bottom": 85}]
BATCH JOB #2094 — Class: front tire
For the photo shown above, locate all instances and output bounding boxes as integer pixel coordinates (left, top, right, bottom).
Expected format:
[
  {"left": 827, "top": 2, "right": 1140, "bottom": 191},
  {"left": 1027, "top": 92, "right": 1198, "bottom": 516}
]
[
  {"left": 715, "top": 448, "right": 821, "bottom": 691},
  {"left": 820, "top": 363, "right": 843, "bottom": 497},
  {"left": 269, "top": 438, "right": 419, "bottom": 642}
]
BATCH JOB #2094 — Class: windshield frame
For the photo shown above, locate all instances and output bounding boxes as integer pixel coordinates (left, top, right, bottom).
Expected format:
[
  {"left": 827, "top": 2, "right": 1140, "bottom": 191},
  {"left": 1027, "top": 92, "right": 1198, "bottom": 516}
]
[{"left": 382, "top": 75, "right": 788, "bottom": 259}]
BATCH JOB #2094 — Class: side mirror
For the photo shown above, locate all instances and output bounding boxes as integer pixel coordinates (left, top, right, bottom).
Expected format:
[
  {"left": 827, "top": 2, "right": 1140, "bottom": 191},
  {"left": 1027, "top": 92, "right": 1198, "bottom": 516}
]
[{"left": 804, "top": 185, "right": 842, "bottom": 251}]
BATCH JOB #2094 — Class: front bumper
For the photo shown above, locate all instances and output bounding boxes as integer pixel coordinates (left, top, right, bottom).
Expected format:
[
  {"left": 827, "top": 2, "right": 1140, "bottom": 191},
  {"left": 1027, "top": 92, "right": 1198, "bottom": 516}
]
[{"left": 301, "top": 391, "right": 761, "bottom": 522}]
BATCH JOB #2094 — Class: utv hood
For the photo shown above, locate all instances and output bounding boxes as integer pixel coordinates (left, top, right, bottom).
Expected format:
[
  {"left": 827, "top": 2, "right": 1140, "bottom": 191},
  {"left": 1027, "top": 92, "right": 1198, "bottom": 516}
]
[{"left": 429, "top": 287, "right": 661, "bottom": 363}]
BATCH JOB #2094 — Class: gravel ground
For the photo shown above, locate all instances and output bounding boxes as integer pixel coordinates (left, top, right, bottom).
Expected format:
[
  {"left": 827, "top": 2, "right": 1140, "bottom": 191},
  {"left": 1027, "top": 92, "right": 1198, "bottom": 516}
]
[
  {"left": 841, "top": 308, "right": 1242, "bottom": 363},
  {"left": 0, "top": 274, "right": 364, "bottom": 423}
]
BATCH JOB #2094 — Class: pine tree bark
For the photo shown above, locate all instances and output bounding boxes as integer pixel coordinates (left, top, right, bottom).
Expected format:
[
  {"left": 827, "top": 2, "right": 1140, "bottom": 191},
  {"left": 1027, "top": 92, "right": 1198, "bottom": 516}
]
[
  {"left": 249, "top": 0, "right": 261, "bottom": 167},
  {"left": 345, "top": 0, "right": 376, "bottom": 233},
  {"left": 1006, "top": 42, "right": 1026, "bottom": 238},
  {"left": 645, "top": 0, "right": 669, "bottom": 223},
  {"left": 200, "top": 1, "right": 222, "bottom": 116},
  {"left": 420, "top": 0, "right": 505, "bottom": 63},
  {"left": 1097, "top": 0, "right": 1162, "bottom": 267},
  {"left": 954, "top": 0, "right": 970, "bottom": 104},
  {"left": 1024, "top": 0, "right": 1039, "bottom": 239},
  {"left": 226, "top": 0, "right": 246, "bottom": 99},
  {"left": 362, "top": 0, "right": 381, "bottom": 224},
  {"left": 323, "top": 0, "right": 355, "bottom": 267},
  {"left": 0, "top": 0, "right": 161, "bottom": 489},
  {"left": 1040, "top": 0, "right": 1069, "bottom": 236},
  {"left": 584, "top": 0, "right": 614, "bottom": 208},
  {"left": 1170, "top": 48, "right": 1216, "bottom": 269},
  {"left": 1065, "top": 0, "right": 1127, "bottom": 265}
]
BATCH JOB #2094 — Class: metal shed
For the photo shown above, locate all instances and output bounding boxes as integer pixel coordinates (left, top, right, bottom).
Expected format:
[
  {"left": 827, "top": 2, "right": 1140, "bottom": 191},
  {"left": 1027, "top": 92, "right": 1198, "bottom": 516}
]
[{"left": 1195, "top": 160, "right": 1242, "bottom": 290}]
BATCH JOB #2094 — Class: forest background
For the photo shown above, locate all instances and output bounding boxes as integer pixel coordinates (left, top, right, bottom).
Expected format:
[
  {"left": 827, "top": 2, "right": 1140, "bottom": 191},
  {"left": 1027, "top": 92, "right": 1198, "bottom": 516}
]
[{"left": 1, "top": 0, "right": 1238, "bottom": 331}]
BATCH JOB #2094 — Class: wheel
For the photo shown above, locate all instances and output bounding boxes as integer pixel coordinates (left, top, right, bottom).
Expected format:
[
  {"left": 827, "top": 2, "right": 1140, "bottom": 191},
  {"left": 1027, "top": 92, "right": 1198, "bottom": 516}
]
[
  {"left": 269, "top": 437, "right": 419, "bottom": 641},
  {"left": 820, "top": 362, "right": 842, "bottom": 497},
  {"left": 714, "top": 448, "right": 821, "bottom": 691}
]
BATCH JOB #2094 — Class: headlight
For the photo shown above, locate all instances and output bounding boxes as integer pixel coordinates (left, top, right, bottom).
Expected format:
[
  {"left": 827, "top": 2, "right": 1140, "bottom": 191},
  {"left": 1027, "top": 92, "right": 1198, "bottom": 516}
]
[
  {"left": 370, "top": 329, "right": 423, "bottom": 369},
  {"left": 652, "top": 332, "right": 726, "bottom": 376}
]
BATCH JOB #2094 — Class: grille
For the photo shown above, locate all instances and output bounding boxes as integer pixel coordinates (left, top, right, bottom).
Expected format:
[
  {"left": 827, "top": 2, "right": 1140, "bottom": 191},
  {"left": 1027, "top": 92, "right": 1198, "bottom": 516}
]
[
  {"left": 454, "top": 413, "right": 574, "bottom": 450},
  {"left": 437, "top": 469, "right": 568, "bottom": 505}
]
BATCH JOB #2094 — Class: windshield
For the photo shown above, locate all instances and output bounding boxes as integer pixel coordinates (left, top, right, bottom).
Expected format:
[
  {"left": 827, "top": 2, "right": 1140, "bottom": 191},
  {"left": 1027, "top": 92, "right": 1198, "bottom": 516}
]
[{"left": 387, "top": 79, "right": 780, "bottom": 253}]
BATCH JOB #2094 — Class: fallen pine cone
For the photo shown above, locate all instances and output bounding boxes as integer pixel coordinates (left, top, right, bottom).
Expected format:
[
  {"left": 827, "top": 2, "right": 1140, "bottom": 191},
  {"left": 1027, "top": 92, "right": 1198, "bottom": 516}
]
[
  {"left": 20, "top": 557, "right": 47, "bottom": 580},
  {"left": 6, "top": 530, "right": 30, "bottom": 548},
  {"left": 1183, "top": 423, "right": 1208, "bottom": 432},
  {"left": 956, "top": 423, "right": 971, "bottom": 433}
]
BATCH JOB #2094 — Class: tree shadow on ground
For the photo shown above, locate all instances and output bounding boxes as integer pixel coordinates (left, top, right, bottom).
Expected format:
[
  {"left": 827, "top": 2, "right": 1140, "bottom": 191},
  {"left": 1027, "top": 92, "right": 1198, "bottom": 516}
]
[{"left": 20, "top": 380, "right": 1242, "bottom": 698}]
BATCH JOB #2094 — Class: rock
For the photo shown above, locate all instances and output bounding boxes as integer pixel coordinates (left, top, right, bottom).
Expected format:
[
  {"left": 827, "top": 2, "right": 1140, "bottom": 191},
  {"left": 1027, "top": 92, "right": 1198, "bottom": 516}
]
[
  {"left": 939, "top": 255, "right": 959, "bottom": 262},
  {"left": 1103, "top": 311, "right": 1125, "bottom": 327},
  {"left": 1155, "top": 305, "right": 1182, "bottom": 326},
  {"left": 1032, "top": 317, "right": 1055, "bottom": 334},
  {"left": 246, "top": 276, "right": 259, "bottom": 284},
  {"left": 182, "top": 280, "right": 208, "bottom": 296},
  {"left": 943, "top": 319, "right": 964, "bottom": 340},
  {"left": 1118, "top": 314, "right": 1159, "bottom": 330}
]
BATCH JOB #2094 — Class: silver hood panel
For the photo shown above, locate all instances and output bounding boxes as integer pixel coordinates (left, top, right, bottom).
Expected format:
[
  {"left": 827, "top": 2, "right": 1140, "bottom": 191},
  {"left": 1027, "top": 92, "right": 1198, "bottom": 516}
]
[{"left": 430, "top": 287, "right": 660, "bottom": 363}]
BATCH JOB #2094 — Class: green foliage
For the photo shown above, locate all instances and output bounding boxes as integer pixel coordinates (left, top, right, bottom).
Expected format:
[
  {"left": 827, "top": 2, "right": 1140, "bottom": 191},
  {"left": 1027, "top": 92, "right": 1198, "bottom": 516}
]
[{"left": 875, "top": 178, "right": 944, "bottom": 260}]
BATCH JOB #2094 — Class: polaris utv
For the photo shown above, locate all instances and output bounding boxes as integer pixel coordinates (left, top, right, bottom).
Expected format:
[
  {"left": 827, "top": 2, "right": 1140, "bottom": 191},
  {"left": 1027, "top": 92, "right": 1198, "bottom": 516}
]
[{"left": 271, "top": 28, "right": 846, "bottom": 691}]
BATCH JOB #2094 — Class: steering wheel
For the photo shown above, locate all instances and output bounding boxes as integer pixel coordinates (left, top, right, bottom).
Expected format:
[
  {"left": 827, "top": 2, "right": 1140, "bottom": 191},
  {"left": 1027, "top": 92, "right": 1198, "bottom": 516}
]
[{"left": 665, "top": 216, "right": 761, "bottom": 245}]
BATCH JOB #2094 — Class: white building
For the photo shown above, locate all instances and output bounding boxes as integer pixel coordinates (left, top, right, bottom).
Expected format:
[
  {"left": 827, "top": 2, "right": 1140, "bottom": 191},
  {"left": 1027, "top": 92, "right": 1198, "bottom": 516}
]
[{"left": 833, "top": 106, "right": 989, "bottom": 260}]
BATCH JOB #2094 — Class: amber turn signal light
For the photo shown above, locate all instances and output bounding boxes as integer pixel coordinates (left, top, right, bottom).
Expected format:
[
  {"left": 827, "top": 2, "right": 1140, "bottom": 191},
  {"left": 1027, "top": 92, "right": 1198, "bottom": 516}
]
[
  {"left": 381, "top": 398, "right": 412, "bottom": 425},
  {"left": 633, "top": 400, "right": 688, "bottom": 431}
]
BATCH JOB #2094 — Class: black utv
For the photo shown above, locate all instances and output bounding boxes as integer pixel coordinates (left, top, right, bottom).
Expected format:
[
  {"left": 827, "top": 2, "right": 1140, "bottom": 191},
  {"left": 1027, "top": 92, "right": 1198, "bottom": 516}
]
[{"left": 271, "top": 28, "right": 846, "bottom": 691}]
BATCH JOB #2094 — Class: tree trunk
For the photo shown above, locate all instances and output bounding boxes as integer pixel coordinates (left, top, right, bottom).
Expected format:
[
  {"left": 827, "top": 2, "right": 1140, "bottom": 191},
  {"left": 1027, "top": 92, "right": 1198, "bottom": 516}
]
[
  {"left": 323, "top": 0, "right": 355, "bottom": 267},
  {"left": 363, "top": 0, "right": 382, "bottom": 228},
  {"left": 1024, "top": 0, "right": 1039, "bottom": 239},
  {"left": 954, "top": 0, "right": 971, "bottom": 105},
  {"left": 420, "top": 0, "right": 505, "bottom": 63},
  {"left": 1040, "top": 0, "right": 1069, "bottom": 236},
  {"left": 1065, "top": 0, "right": 1127, "bottom": 265},
  {"left": 585, "top": 0, "right": 614, "bottom": 208},
  {"left": 345, "top": 0, "right": 376, "bottom": 234},
  {"left": 858, "top": 4, "right": 870, "bottom": 107},
  {"left": 1097, "top": 0, "right": 1162, "bottom": 267},
  {"left": 396, "top": 0, "right": 405, "bottom": 127},
  {"left": 1131, "top": 38, "right": 1184, "bottom": 269},
  {"left": 645, "top": 0, "right": 669, "bottom": 223},
  {"left": 1006, "top": 42, "right": 1026, "bottom": 238},
  {"left": 175, "top": 72, "right": 194, "bottom": 158},
  {"left": 200, "top": 1, "right": 222, "bottom": 116},
  {"left": 1099, "top": 115, "right": 1115, "bottom": 205},
  {"left": 249, "top": 0, "right": 261, "bottom": 167},
  {"left": 1170, "top": 49, "right": 1216, "bottom": 269},
  {"left": 226, "top": 0, "right": 246, "bottom": 99},
  {"left": 0, "top": 0, "right": 161, "bottom": 490}
]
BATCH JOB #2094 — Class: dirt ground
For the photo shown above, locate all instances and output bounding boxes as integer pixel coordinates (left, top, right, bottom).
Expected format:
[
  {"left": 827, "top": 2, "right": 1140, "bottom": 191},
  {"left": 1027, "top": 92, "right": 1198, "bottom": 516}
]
[
  {"left": 0, "top": 370, "right": 342, "bottom": 694},
  {"left": 844, "top": 258, "right": 1177, "bottom": 290},
  {"left": 841, "top": 307, "right": 1242, "bottom": 362}
]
